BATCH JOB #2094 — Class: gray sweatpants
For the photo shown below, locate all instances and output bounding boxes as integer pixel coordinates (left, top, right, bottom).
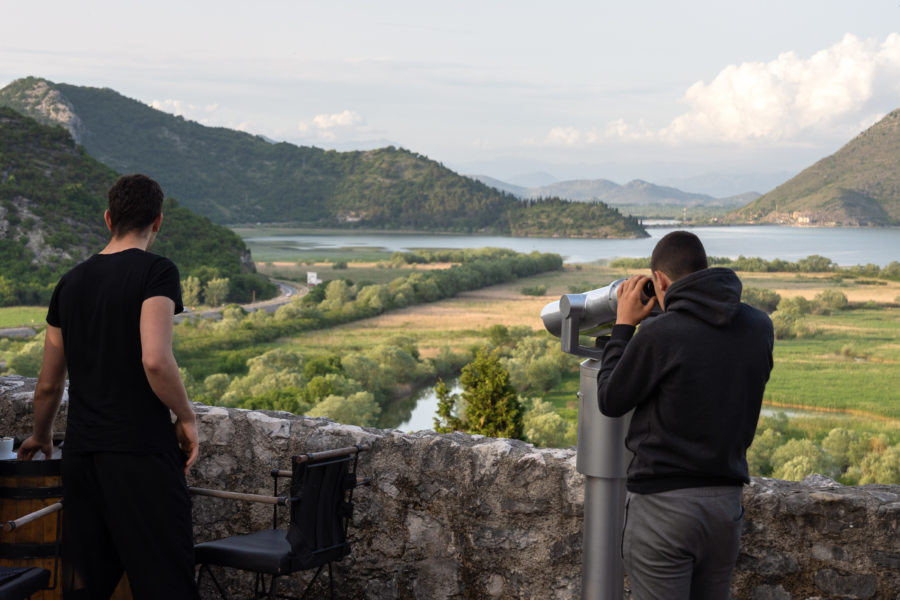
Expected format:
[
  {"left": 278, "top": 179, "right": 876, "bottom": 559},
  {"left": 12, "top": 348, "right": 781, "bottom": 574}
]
[{"left": 623, "top": 486, "right": 744, "bottom": 600}]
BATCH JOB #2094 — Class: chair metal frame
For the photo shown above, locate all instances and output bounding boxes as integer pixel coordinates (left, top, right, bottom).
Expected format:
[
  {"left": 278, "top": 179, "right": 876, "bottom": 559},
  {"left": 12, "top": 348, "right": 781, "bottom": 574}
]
[{"left": 192, "top": 444, "right": 370, "bottom": 600}]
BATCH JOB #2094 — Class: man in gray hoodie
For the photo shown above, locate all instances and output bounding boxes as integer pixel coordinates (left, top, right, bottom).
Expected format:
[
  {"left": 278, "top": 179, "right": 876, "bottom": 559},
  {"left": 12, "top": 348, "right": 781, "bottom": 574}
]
[{"left": 597, "top": 230, "right": 774, "bottom": 600}]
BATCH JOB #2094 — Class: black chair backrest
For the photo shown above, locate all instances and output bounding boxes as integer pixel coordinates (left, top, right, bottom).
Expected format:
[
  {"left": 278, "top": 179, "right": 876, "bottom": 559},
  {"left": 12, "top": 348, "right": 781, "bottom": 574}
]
[{"left": 285, "top": 446, "right": 362, "bottom": 570}]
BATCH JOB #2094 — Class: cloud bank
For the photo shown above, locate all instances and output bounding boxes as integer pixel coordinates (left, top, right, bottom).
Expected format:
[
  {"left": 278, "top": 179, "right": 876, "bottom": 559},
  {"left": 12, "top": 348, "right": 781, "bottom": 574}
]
[{"left": 543, "top": 33, "right": 900, "bottom": 148}]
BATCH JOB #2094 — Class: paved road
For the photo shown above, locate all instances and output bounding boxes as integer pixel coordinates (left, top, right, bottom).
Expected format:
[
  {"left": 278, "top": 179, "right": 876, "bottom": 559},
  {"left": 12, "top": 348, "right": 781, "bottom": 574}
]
[
  {"left": 0, "top": 326, "right": 37, "bottom": 338},
  {"left": 175, "top": 280, "right": 305, "bottom": 323}
]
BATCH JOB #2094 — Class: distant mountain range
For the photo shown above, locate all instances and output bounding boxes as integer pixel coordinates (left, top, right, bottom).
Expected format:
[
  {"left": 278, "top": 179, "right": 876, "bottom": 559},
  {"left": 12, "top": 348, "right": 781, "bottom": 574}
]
[
  {"left": 0, "top": 77, "right": 645, "bottom": 239},
  {"left": 472, "top": 175, "right": 756, "bottom": 208},
  {"left": 0, "top": 107, "right": 272, "bottom": 305},
  {"left": 4, "top": 76, "right": 896, "bottom": 229},
  {"left": 732, "top": 111, "right": 900, "bottom": 226}
]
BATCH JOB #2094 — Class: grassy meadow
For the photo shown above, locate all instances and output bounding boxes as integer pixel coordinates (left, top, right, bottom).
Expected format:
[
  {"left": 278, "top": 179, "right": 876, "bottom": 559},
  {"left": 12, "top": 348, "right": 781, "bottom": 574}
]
[
  {"left": 254, "top": 258, "right": 900, "bottom": 437},
  {"left": 0, "top": 306, "right": 45, "bottom": 328}
]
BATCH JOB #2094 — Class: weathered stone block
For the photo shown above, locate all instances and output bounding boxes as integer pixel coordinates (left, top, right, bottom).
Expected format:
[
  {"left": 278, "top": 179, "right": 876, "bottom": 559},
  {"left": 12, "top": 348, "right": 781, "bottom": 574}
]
[{"left": 813, "top": 568, "right": 878, "bottom": 598}]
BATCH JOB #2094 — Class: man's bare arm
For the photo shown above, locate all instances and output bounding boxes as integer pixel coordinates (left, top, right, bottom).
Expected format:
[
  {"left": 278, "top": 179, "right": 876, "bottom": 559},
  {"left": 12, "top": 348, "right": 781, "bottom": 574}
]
[
  {"left": 18, "top": 325, "right": 67, "bottom": 460},
  {"left": 140, "top": 295, "right": 198, "bottom": 473}
]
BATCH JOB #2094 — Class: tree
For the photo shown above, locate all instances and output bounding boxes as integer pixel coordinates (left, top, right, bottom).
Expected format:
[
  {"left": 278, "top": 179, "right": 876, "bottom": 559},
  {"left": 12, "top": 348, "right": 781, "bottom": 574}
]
[
  {"left": 821, "top": 428, "right": 867, "bottom": 472},
  {"left": 742, "top": 287, "right": 781, "bottom": 313},
  {"left": 814, "top": 289, "right": 848, "bottom": 313},
  {"left": 523, "top": 397, "right": 575, "bottom": 448},
  {"left": 859, "top": 445, "right": 900, "bottom": 484},
  {"left": 747, "top": 428, "right": 783, "bottom": 477},
  {"left": 771, "top": 439, "right": 835, "bottom": 480},
  {"left": 307, "top": 392, "right": 381, "bottom": 427},
  {"left": 458, "top": 348, "right": 524, "bottom": 439},
  {"left": 204, "top": 277, "right": 230, "bottom": 307},
  {"left": 0, "top": 275, "right": 17, "bottom": 306},
  {"left": 433, "top": 379, "right": 464, "bottom": 433},
  {"left": 202, "top": 373, "right": 231, "bottom": 403},
  {"left": 320, "top": 279, "right": 353, "bottom": 311},
  {"left": 8, "top": 339, "right": 44, "bottom": 377},
  {"left": 182, "top": 275, "right": 203, "bottom": 307},
  {"left": 777, "top": 296, "right": 813, "bottom": 317}
]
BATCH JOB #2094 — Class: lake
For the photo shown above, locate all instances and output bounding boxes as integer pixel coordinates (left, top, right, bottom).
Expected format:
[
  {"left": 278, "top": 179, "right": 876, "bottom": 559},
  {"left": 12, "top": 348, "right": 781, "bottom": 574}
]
[{"left": 243, "top": 225, "right": 900, "bottom": 267}]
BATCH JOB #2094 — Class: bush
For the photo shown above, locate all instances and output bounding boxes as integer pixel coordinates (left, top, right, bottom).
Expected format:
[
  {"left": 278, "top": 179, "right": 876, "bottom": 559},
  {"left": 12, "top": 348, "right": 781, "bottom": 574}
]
[
  {"left": 770, "top": 312, "right": 812, "bottom": 340},
  {"left": 523, "top": 397, "right": 576, "bottom": 448},
  {"left": 777, "top": 296, "right": 812, "bottom": 317},
  {"left": 520, "top": 285, "right": 547, "bottom": 296},
  {"left": 814, "top": 289, "right": 848, "bottom": 313},
  {"left": 742, "top": 287, "right": 781, "bottom": 313}
]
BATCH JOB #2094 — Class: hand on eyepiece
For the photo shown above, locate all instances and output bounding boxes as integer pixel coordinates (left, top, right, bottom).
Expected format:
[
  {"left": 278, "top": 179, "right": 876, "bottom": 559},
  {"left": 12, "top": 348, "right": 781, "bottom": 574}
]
[{"left": 616, "top": 275, "right": 657, "bottom": 326}]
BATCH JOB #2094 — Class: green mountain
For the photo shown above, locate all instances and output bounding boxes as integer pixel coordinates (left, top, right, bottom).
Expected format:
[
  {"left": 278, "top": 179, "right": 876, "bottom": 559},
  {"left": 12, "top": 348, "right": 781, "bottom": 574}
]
[
  {"left": 0, "top": 77, "right": 646, "bottom": 238},
  {"left": 0, "top": 106, "right": 273, "bottom": 306},
  {"left": 732, "top": 111, "right": 900, "bottom": 226}
]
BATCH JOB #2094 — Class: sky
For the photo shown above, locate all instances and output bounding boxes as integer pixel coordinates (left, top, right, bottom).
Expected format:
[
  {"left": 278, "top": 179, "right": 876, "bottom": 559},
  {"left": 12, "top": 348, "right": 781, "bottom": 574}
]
[{"left": 4, "top": 1, "right": 900, "bottom": 195}]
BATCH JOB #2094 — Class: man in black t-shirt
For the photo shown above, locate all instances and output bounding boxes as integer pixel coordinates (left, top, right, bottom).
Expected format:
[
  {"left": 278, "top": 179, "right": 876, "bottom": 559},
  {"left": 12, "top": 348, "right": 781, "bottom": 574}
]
[{"left": 19, "top": 174, "right": 200, "bottom": 599}]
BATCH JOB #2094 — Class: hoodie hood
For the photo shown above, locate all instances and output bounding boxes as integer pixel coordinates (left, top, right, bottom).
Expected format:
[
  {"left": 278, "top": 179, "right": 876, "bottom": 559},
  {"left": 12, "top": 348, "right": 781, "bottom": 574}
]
[{"left": 664, "top": 267, "right": 742, "bottom": 326}]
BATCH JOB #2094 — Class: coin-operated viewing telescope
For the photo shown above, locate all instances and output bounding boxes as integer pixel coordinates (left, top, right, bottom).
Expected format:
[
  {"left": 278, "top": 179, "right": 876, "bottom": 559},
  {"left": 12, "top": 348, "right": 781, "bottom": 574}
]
[
  {"left": 541, "top": 279, "right": 658, "bottom": 600},
  {"left": 541, "top": 279, "right": 657, "bottom": 358}
]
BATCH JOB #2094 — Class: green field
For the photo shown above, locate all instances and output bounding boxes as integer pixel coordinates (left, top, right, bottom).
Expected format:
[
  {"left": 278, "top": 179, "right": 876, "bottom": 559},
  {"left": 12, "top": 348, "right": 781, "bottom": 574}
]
[
  {"left": 765, "top": 308, "right": 900, "bottom": 418},
  {"left": 0, "top": 306, "right": 45, "bottom": 328},
  {"left": 279, "top": 262, "right": 900, "bottom": 425}
]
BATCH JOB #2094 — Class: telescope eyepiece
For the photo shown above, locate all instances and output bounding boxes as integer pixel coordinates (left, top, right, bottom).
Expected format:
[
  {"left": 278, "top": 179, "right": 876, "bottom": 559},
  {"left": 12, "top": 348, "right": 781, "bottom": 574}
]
[{"left": 641, "top": 279, "right": 655, "bottom": 305}]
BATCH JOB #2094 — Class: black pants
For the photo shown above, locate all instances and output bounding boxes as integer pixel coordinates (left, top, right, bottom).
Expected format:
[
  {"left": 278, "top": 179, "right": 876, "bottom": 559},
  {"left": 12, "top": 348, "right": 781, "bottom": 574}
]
[{"left": 61, "top": 450, "right": 199, "bottom": 600}]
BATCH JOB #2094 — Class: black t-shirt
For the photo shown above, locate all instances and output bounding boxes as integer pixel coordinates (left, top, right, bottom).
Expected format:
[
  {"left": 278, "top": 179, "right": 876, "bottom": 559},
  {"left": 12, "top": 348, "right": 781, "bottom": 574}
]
[{"left": 47, "top": 249, "right": 184, "bottom": 453}]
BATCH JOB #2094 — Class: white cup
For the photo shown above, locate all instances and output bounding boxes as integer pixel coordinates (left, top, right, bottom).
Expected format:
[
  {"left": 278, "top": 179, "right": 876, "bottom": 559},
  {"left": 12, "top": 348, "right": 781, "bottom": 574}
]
[{"left": 0, "top": 437, "right": 13, "bottom": 457}]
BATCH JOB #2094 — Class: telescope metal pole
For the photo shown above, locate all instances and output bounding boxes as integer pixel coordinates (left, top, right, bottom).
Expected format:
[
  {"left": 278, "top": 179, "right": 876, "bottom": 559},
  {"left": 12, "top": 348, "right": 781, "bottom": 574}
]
[
  {"left": 551, "top": 292, "right": 634, "bottom": 599},
  {"left": 576, "top": 358, "right": 632, "bottom": 600}
]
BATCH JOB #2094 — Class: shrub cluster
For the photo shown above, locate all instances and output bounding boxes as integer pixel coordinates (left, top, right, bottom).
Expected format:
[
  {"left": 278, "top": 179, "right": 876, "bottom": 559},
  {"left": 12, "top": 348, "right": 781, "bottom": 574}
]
[
  {"left": 748, "top": 412, "right": 900, "bottom": 485},
  {"left": 610, "top": 254, "right": 900, "bottom": 281}
]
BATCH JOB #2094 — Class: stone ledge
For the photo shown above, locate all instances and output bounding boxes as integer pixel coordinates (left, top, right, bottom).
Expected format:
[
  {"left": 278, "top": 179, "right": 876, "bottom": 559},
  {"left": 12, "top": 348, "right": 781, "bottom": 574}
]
[{"left": 2, "top": 376, "right": 897, "bottom": 599}]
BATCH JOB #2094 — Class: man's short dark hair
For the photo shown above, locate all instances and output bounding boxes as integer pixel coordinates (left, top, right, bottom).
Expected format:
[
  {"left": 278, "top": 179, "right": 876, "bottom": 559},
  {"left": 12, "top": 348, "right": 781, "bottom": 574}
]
[
  {"left": 107, "top": 174, "right": 164, "bottom": 237},
  {"left": 650, "top": 230, "right": 708, "bottom": 281}
]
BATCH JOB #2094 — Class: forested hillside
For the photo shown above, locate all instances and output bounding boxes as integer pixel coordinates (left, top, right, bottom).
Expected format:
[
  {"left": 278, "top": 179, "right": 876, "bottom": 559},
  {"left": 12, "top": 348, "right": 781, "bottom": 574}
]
[
  {"left": 0, "top": 77, "right": 646, "bottom": 238},
  {"left": 732, "top": 110, "right": 900, "bottom": 226},
  {"left": 0, "top": 107, "right": 273, "bottom": 305}
]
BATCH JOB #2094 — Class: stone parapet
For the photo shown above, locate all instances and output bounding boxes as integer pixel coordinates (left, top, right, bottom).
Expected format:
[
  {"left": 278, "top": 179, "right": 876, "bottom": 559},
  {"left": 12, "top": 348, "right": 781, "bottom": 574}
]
[{"left": 1, "top": 376, "right": 898, "bottom": 599}]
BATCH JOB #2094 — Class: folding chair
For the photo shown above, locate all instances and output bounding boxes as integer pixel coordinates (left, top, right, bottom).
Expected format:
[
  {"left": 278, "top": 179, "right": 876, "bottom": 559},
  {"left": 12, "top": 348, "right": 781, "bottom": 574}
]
[{"left": 192, "top": 444, "right": 370, "bottom": 600}]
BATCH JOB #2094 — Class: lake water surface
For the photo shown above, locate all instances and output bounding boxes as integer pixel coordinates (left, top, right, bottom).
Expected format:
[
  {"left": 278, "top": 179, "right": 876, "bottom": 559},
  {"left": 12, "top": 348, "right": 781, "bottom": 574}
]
[{"left": 245, "top": 225, "right": 900, "bottom": 267}]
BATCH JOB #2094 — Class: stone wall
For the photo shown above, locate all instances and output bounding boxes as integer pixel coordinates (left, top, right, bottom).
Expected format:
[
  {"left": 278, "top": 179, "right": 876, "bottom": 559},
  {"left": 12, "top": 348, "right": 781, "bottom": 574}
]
[{"left": 2, "top": 375, "right": 898, "bottom": 599}]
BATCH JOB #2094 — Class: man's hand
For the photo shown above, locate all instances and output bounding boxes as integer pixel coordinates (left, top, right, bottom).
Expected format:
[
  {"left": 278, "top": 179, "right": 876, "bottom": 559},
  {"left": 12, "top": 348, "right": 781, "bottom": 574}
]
[
  {"left": 17, "top": 435, "right": 53, "bottom": 461},
  {"left": 19, "top": 324, "right": 66, "bottom": 461},
  {"left": 174, "top": 416, "right": 199, "bottom": 475},
  {"left": 616, "top": 275, "right": 657, "bottom": 326}
]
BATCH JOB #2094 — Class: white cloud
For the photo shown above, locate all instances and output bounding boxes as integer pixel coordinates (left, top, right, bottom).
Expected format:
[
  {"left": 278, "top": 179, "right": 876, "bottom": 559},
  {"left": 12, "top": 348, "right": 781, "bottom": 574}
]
[
  {"left": 312, "top": 110, "right": 362, "bottom": 129},
  {"left": 296, "top": 109, "right": 366, "bottom": 142},
  {"left": 297, "top": 110, "right": 363, "bottom": 139},
  {"left": 541, "top": 33, "right": 900, "bottom": 148},
  {"left": 150, "top": 99, "right": 219, "bottom": 124},
  {"left": 659, "top": 33, "right": 898, "bottom": 144},
  {"left": 545, "top": 126, "right": 582, "bottom": 146}
]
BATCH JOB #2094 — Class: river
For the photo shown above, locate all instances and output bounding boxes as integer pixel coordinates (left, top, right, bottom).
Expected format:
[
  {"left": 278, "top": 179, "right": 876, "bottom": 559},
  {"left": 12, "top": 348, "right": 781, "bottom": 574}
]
[{"left": 243, "top": 225, "right": 900, "bottom": 267}]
